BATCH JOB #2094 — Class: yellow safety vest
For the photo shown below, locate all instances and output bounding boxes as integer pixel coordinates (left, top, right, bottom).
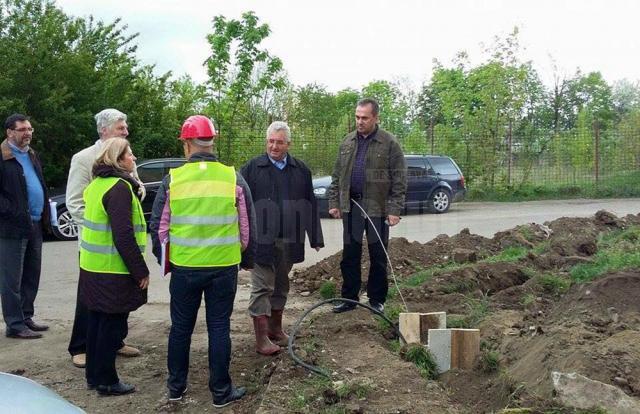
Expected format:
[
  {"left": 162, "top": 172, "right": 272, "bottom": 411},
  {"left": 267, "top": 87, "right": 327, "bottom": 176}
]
[
  {"left": 80, "top": 177, "right": 146, "bottom": 274},
  {"left": 169, "top": 161, "right": 241, "bottom": 267}
]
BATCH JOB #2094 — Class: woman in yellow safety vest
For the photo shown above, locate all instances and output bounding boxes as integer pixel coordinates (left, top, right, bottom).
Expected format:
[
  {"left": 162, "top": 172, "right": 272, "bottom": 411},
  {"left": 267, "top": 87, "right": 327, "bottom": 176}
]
[{"left": 78, "top": 137, "right": 150, "bottom": 396}]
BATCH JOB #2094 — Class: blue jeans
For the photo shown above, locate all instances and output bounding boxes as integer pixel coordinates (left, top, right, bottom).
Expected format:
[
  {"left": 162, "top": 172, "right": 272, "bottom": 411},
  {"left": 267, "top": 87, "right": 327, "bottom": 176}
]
[{"left": 167, "top": 265, "right": 238, "bottom": 400}]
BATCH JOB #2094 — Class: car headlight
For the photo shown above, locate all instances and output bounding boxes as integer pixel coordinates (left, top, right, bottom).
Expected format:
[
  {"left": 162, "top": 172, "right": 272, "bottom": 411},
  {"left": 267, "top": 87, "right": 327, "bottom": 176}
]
[{"left": 313, "top": 187, "right": 327, "bottom": 196}]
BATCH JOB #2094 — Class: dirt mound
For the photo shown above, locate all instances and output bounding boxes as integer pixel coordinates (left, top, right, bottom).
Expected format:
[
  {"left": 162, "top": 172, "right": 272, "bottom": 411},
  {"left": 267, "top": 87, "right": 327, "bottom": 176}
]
[
  {"left": 292, "top": 230, "right": 496, "bottom": 294},
  {"left": 558, "top": 270, "right": 640, "bottom": 316}
]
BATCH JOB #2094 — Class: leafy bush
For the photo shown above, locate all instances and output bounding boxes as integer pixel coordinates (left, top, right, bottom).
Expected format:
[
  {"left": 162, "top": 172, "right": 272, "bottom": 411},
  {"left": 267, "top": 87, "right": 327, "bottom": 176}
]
[{"left": 319, "top": 281, "right": 337, "bottom": 299}]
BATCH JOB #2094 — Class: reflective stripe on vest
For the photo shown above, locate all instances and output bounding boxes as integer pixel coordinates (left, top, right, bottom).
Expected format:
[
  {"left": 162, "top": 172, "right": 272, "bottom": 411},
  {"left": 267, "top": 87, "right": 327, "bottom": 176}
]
[
  {"left": 169, "top": 161, "right": 241, "bottom": 267},
  {"left": 79, "top": 177, "right": 147, "bottom": 274}
]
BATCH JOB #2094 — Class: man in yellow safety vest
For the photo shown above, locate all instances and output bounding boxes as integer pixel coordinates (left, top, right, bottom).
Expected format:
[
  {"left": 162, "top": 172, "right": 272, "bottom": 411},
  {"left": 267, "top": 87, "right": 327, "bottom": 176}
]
[{"left": 149, "top": 115, "right": 255, "bottom": 408}]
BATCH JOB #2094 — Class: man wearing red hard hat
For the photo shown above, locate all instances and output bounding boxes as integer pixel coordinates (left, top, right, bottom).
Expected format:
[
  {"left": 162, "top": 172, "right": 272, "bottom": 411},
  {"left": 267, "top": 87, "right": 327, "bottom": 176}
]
[{"left": 149, "top": 115, "right": 255, "bottom": 408}]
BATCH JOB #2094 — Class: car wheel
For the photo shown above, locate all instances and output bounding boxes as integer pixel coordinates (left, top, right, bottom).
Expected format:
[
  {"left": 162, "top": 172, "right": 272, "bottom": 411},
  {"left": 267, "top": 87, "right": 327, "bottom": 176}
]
[
  {"left": 52, "top": 207, "right": 78, "bottom": 241},
  {"left": 428, "top": 188, "right": 451, "bottom": 214}
]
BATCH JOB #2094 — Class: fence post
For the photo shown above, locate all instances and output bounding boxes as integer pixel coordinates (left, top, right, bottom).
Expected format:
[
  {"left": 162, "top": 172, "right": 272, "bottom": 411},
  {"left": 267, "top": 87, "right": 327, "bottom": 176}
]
[
  {"left": 593, "top": 121, "right": 600, "bottom": 185},
  {"left": 507, "top": 120, "right": 513, "bottom": 187},
  {"left": 430, "top": 117, "right": 435, "bottom": 155}
]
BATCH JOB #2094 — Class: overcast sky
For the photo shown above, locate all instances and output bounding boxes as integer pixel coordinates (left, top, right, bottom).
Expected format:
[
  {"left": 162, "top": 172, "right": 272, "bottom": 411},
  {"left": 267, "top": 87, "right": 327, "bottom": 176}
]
[{"left": 55, "top": 0, "right": 639, "bottom": 92}]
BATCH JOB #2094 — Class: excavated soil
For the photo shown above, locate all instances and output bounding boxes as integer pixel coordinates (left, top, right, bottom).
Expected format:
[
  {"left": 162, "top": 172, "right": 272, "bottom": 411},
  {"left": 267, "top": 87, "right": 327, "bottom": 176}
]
[
  {"left": 3, "top": 209, "right": 640, "bottom": 413},
  {"left": 285, "top": 209, "right": 640, "bottom": 413}
]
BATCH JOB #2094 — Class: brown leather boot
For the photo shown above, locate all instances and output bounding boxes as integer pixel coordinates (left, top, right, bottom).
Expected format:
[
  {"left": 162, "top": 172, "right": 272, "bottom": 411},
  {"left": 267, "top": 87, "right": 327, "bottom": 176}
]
[
  {"left": 268, "top": 309, "right": 289, "bottom": 347},
  {"left": 252, "top": 315, "right": 280, "bottom": 356}
]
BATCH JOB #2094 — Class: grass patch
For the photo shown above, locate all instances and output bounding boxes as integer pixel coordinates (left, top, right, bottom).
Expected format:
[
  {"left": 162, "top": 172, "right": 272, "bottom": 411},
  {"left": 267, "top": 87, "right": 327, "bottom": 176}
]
[
  {"left": 375, "top": 303, "right": 403, "bottom": 332},
  {"left": 336, "top": 379, "right": 374, "bottom": 399},
  {"left": 520, "top": 293, "right": 536, "bottom": 307},
  {"left": 571, "top": 226, "right": 640, "bottom": 282},
  {"left": 479, "top": 350, "right": 501, "bottom": 373},
  {"left": 401, "top": 344, "right": 439, "bottom": 380},
  {"left": 441, "top": 278, "right": 477, "bottom": 294},
  {"left": 538, "top": 274, "right": 571, "bottom": 295},
  {"left": 319, "top": 281, "right": 337, "bottom": 299},
  {"left": 287, "top": 375, "right": 331, "bottom": 411},
  {"left": 466, "top": 171, "right": 640, "bottom": 202},
  {"left": 464, "top": 293, "right": 491, "bottom": 327},
  {"left": 445, "top": 294, "right": 491, "bottom": 328},
  {"left": 532, "top": 240, "right": 551, "bottom": 255},
  {"left": 483, "top": 246, "right": 529, "bottom": 263},
  {"left": 447, "top": 315, "right": 469, "bottom": 328}
]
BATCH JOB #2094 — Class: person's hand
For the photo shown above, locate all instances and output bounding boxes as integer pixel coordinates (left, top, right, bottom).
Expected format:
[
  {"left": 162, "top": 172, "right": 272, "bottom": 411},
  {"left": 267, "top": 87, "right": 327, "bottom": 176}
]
[
  {"left": 387, "top": 215, "right": 401, "bottom": 226},
  {"left": 139, "top": 276, "right": 150, "bottom": 290},
  {"left": 329, "top": 208, "right": 341, "bottom": 219}
]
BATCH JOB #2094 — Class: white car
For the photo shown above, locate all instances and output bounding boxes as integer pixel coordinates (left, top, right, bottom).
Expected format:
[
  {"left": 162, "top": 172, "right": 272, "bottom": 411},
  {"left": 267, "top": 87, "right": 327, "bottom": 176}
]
[{"left": 0, "top": 372, "right": 85, "bottom": 414}]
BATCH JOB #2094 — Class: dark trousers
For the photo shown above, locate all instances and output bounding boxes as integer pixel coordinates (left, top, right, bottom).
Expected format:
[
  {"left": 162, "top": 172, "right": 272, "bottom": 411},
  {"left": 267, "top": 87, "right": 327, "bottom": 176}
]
[
  {"left": 167, "top": 265, "right": 238, "bottom": 400},
  {"left": 85, "top": 310, "right": 128, "bottom": 386},
  {"left": 0, "top": 222, "right": 43, "bottom": 333},
  {"left": 68, "top": 254, "right": 125, "bottom": 356},
  {"left": 340, "top": 209, "right": 389, "bottom": 304}
]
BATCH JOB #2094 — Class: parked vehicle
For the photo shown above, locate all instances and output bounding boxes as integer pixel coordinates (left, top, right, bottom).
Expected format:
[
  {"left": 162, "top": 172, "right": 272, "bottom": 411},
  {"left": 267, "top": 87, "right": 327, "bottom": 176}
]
[
  {"left": 50, "top": 158, "right": 186, "bottom": 241},
  {"left": 312, "top": 155, "right": 466, "bottom": 217}
]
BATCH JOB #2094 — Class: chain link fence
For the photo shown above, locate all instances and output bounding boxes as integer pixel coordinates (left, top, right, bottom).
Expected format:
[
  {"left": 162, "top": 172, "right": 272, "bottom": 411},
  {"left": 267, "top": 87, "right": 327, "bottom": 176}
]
[{"left": 213, "top": 121, "right": 640, "bottom": 197}]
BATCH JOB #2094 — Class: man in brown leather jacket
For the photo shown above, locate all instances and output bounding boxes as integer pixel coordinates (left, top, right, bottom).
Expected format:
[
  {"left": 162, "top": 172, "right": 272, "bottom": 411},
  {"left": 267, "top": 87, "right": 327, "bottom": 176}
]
[{"left": 327, "top": 98, "right": 407, "bottom": 314}]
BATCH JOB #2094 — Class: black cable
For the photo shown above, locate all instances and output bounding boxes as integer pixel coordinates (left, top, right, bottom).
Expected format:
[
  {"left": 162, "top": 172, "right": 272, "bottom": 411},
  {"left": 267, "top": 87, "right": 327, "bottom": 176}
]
[{"left": 287, "top": 298, "right": 407, "bottom": 377}]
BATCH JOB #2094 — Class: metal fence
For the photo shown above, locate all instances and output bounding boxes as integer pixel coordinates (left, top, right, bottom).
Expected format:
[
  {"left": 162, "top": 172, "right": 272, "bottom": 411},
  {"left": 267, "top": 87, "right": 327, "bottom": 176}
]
[{"left": 213, "top": 122, "right": 640, "bottom": 194}]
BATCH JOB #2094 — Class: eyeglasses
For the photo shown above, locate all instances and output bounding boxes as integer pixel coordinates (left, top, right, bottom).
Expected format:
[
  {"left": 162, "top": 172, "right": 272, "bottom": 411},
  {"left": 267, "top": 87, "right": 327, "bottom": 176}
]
[{"left": 12, "top": 127, "right": 34, "bottom": 133}]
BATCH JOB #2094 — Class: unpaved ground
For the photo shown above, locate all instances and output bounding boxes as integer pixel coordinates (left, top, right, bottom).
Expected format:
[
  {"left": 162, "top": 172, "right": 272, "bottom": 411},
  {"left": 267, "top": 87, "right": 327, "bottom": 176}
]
[{"left": 1, "top": 200, "right": 640, "bottom": 413}]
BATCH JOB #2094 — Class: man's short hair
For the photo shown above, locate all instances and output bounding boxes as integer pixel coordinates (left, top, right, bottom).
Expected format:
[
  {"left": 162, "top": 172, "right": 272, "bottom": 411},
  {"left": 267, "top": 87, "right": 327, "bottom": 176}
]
[
  {"left": 357, "top": 98, "right": 380, "bottom": 116},
  {"left": 94, "top": 108, "right": 127, "bottom": 135},
  {"left": 266, "top": 121, "right": 291, "bottom": 143},
  {"left": 4, "top": 113, "right": 29, "bottom": 130}
]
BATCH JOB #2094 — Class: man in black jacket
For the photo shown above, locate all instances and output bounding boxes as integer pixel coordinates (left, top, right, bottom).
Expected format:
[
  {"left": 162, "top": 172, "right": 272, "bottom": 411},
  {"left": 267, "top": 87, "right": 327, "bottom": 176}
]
[
  {"left": 240, "top": 121, "right": 324, "bottom": 355},
  {"left": 0, "top": 114, "right": 50, "bottom": 339}
]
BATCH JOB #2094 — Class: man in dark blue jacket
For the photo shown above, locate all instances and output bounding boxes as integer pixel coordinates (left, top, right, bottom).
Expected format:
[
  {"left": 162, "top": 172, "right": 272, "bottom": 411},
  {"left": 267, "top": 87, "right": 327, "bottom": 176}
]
[
  {"left": 0, "top": 114, "right": 50, "bottom": 339},
  {"left": 240, "top": 121, "right": 324, "bottom": 355}
]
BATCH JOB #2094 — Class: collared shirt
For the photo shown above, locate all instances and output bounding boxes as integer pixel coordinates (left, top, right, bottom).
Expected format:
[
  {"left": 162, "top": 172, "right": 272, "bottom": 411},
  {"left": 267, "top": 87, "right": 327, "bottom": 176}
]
[
  {"left": 9, "top": 141, "right": 44, "bottom": 221},
  {"left": 268, "top": 154, "right": 288, "bottom": 170},
  {"left": 350, "top": 125, "right": 378, "bottom": 195}
]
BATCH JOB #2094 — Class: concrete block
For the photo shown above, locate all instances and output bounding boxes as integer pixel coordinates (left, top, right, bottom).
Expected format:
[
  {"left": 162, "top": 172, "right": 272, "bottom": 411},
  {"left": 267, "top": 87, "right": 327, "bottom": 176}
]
[
  {"left": 399, "top": 312, "right": 446, "bottom": 345},
  {"left": 428, "top": 328, "right": 480, "bottom": 373}
]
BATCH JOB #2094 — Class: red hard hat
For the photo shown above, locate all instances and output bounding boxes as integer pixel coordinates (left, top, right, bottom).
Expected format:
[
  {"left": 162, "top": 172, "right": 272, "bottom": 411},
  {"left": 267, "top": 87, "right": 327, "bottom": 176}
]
[{"left": 180, "top": 115, "right": 217, "bottom": 140}]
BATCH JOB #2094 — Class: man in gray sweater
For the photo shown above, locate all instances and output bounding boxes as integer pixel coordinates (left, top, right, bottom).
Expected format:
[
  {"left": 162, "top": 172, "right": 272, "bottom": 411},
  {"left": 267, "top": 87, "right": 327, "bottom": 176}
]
[{"left": 66, "top": 108, "right": 142, "bottom": 368}]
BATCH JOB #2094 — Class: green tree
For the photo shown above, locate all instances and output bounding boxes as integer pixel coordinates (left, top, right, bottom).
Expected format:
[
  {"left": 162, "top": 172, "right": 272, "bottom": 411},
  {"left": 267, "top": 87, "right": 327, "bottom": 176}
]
[{"left": 204, "top": 11, "right": 286, "bottom": 163}]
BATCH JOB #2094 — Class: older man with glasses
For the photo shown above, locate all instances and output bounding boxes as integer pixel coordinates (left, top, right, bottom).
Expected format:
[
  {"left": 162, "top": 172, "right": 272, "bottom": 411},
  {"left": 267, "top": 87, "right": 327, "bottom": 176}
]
[{"left": 0, "top": 113, "right": 51, "bottom": 339}]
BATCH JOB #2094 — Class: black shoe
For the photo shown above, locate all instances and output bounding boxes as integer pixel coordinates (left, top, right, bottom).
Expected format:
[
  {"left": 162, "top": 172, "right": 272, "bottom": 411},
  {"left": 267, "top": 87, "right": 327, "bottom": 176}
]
[
  {"left": 369, "top": 301, "right": 384, "bottom": 314},
  {"left": 332, "top": 302, "right": 357, "bottom": 313},
  {"left": 96, "top": 381, "right": 136, "bottom": 396},
  {"left": 169, "top": 386, "right": 188, "bottom": 402},
  {"left": 213, "top": 386, "right": 246, "bottom": 408},
  {"left": 5, "top": 328, "right": 42, "bottom": 339},
  {"left": 24, "top": 319, "right": 49, "bottom": 332}
]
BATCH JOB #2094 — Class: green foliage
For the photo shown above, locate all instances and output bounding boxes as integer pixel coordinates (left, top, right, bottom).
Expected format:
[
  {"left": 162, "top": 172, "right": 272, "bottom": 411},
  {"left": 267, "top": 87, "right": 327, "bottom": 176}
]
[
  {"left": 375, "top": 303, "right": 403, "bottom": 332},
  {"left": 319, "top": 281, "right": 337, "bottom": 300},
  {"left": 441, "top": 279, "right": 476, "bottom": 294},
  {"left": 464, "top": 293, "right": 491, "bottom": 327},
  {"left": 480, "top": 350, "right": 501, "bottom": 373},
  {"left": 401, "top": 344, "right": 439, "bottom": 380},
  {"left": 0, "top": 0, "right": 201, "bottom": 185},
  {"left": 538, "top": 274, "right": 571, "bottom": 295},
  {"left": 335, "top": 380, "right": 373, "bottom": 399},
  {"left": 446, "top": 315, "right": 469, "bottom": 328},
  {"left": 571, "top": 226, "right": 640, "bottom": 282},
  {"left": 520, "top": 293, "right": 536, "bottom": 307},
  {"left": 483, "top": 246, "right": 529, "bottom": 263}
]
